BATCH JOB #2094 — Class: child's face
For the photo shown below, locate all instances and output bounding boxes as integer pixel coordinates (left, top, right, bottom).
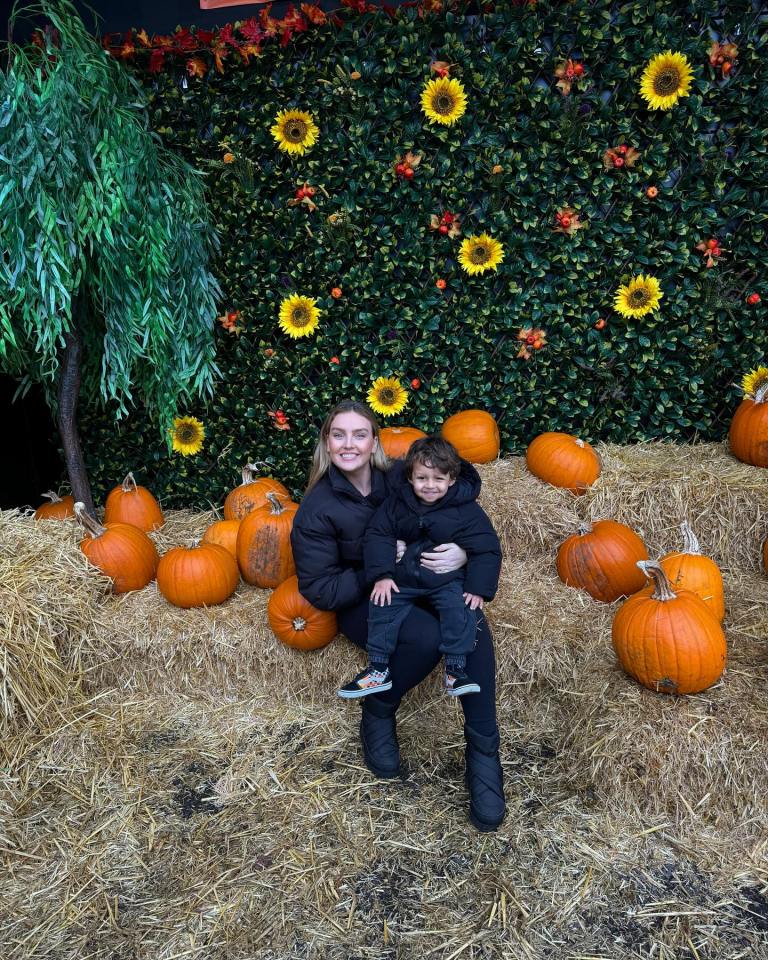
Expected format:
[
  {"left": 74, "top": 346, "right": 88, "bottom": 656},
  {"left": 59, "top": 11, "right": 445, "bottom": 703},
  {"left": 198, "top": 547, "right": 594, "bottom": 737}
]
[{"left": 409, "top": 461, "right": 456, "bottom": 504}]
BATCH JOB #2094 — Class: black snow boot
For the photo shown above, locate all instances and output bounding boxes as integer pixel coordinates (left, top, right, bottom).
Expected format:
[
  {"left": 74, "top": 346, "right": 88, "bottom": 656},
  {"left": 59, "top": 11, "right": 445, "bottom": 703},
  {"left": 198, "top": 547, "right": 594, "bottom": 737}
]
[
  {"left": 360, "top": 696, "right": 400, "bottom": 779},
  {"left": 464, "top": 724, "right": 505, "bottom": 831}
]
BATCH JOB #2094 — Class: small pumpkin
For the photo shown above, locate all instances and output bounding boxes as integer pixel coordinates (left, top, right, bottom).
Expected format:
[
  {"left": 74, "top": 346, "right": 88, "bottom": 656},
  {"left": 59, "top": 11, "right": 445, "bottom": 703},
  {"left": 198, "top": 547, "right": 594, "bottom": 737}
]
[
  {"left": 526, "top": 432, "right": 601, "bottom": 495},
  {"left": 104, "top": 472, "right": 164, "bottom": 531},
  {"left": 612, "top": 560, "right": 726, "bottom": 695},
  {"left": 237, "top": 492, "right": 298, "bottom": 588},
  {"left": 380, "top": 426, "right": 427, "bottom": 460},
  {"left": 659, "top": 521, "right": 725, "bottom": 622},
  {"left": 223, "top": 463, "right": 291, "bottom": 521},
  {"left": 556, "top": 519, "right": 648, "bottom": 602},
  {"left": 157, "top": 542, "right": 239, "bottom": 608},
  {"left": 34, "top": 490, "right": 75, "bottom": 520},
  {"left": 729, "top": 381, "right": 768, "bottom": 468},
  {"left": 201, "top": 518, "right": 241, "bottom": 560},
  {"left": 267, "top": 576, "right": 338, "bottom": 650},
  {"left": 441, "top": 409, "right": 500, "bottom": 463},
  {"left": 75, "top": 502, "right": 159, "bottom": 594}
]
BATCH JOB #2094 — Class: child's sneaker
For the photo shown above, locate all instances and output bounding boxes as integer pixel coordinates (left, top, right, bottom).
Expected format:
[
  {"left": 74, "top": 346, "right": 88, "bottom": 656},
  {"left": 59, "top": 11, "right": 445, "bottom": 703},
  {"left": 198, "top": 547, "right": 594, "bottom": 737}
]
[
  {"left": 445, "top": 666, "right": 481, "bottom": 697},
  {"left": 338, "top": 665, "right": 393, "bottom": 699}
]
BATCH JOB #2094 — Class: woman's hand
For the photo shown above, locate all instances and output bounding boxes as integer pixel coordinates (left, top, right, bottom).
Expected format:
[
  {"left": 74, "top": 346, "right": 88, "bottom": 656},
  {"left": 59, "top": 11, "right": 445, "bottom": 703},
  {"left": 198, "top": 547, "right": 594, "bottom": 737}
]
[
  {"left": 463, "top": 592, "right": 484, "bottom": 611},
  {"left": 396, "top": 540, "right": 406, "bottom": 562},
  {"left": 371, "top": 578, "right": 399, "bottom": 606},
  {"left": 420, "top": 542, "right": 467, "bottom": 574}
]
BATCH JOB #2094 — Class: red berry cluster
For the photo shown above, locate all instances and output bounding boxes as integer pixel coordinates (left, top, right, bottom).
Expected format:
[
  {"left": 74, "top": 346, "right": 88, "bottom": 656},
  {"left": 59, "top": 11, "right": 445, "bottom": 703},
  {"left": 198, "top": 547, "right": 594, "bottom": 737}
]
[
  {"left": 747, "top": 293, "right": 761, "bottom": 305},
  {"left": 395, "top": 162, "right": 415, "bottom": 180},
  {"left": 612, "top": 144, "right": 628, "bottom": 168},
  {"left": 295, "top": 183, "right": 316, "bottom": 200},
  {"left": 437, "top": 211, "right": 456, "bottom": 235},
  {"left": 555, "top": 211, "right": 572, "bottom": 229}
]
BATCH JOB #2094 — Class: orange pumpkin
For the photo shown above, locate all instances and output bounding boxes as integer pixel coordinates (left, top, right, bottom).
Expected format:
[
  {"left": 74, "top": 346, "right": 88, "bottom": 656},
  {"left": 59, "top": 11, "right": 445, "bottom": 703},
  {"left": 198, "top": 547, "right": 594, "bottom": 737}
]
[
  {"left": 157, "top": 542, "right": 239, "bottom": 608},
  {"left": 612, "top": 560, "right": 727, "bottom": 695},
  {"left": 34, "top": 491, "right": 75, "bottom": 520},
  {"left": 380, "top": 426, "right": 427, "bottom": 459},
  {"left": 659, "top": 521, "right": 725, "bottom": 622},
  {"left": 526, "top": 432, "right": 601, "bottom": 495},
  {"left": 201, "top": 519, "right": 241, "bottom": 559},
  {"left": 729, "top": 382, "right": 768, "bottom": 467},
  {"left": 237, "top": 492, "right": 298, "bottom": 588},
  {"left": 223, "top": 463, "right": 291, "bottom": 520},
  {"left": 556, "top": 519, "right": 648, "bottom": 602},
  {"left": 104, "top": 472, "right": 164, "bottom": 531},
  {"left": 267, "top": 576, "right": 338, "bottom": 650},
  {"left": 441, "top": 410, "right": 500, "bottom": 463},
  {"left": 764, "top": 539, "right": 768, "bottom": 576},
  {"left": 75, "top": 502, "right": 159, "bottom": 594}
]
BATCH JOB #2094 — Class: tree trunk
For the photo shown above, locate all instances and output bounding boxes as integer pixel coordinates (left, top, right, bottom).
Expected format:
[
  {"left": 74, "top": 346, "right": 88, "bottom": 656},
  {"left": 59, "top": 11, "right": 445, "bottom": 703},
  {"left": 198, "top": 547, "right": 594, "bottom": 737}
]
[{"left": 57, "top": 319, "right": 95, "bottom": 515}]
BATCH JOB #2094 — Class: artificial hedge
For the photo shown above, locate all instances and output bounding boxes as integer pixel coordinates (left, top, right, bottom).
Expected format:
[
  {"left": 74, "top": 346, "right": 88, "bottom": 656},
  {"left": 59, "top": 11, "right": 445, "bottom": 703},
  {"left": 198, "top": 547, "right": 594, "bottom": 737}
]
[{"left": 79, "top": 0, "right": 768, "bottom": 507}]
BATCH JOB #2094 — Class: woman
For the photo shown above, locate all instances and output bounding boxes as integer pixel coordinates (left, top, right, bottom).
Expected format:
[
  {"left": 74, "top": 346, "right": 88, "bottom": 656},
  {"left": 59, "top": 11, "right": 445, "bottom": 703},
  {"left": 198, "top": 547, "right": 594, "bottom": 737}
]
[{"left": 290, "top": 400, "right": 505, "bottom": 831}]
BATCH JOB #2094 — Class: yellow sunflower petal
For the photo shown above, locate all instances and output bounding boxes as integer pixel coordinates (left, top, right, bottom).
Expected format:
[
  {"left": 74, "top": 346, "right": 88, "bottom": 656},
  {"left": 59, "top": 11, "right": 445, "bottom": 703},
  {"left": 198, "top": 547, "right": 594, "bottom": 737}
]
[
  {"left": 742, "top": 366, "right": 768, "bottom": 399},
  {"left": 278, "top": 295, "right": 321, "bottom": 339},
  {"left": 639, "top": 51, "right": 693, "bottom": 110},
  {"left": 270, "top": 109, "right": 319, "bottom": 155},
  {"left": 171, "top": 417, "right": 205, "bottom": 456},
  {"left": 613, "top": 274, "right": 663, "bottom": 318},
  {"left": 458, "top": 234, "right": 504, "bottom": 276},
  {"left": 367, "top": 377, "right": 409, "bottom": 417},
  {"left": 420, "top": 77, "right": 468, "bottom": 127}
]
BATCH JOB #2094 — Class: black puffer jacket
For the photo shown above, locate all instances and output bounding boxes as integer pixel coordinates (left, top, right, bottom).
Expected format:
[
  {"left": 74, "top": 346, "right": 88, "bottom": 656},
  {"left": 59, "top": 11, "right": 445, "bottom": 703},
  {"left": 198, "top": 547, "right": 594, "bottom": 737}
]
[
  {"left": 363, "top": 461, "right": 502, "bottom": 600},
  {"left": 291, "top": 462, "right": 405, "bottom": 612}
]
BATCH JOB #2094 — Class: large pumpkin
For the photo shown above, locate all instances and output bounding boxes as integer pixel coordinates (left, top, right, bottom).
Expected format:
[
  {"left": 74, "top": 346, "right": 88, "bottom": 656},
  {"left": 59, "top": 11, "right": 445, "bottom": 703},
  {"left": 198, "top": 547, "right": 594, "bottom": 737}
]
[
  {"left": 104, "top": 472, "right": 164, "bottom": 531},
  {"left": 556, "top": 519, "right": 648, "bottom": 602},
  {"left": 612, "top": 560, "right": 727, "bottom": 695},
  {"left": 526, "top": 432, "right": 601, "bottom": 495},
  {"left": 267, "top": 576, "right": 338, "bottom": 650},
  {"left": 75, "top": 502, "right": 158, "bottom": 594},
  {"left": 224, "top": 463, "right": 291, "bottom": 520},
  {"left": 441, "top": 410, "right": 500, "bottom": 463},
  {"left": 237, "top": 492, "right": 298, "bottom": 588},
  {"left": 34, "top": 491, "right": 75, "bottom": 520},
  {"left": 659, "top": 521, "right": 725, "bottom": 622},
  {"left": 201, "top": 518, "right": 241, "bottom": 560},
  {"left": 729, "top": 382, "right": 768, "bottom": 467},
  {"left": 380, "top": 426, "right": 427, "bottom": 460},
  {"left": 157, "top": 542, "right": 239, "bottom": 608}
]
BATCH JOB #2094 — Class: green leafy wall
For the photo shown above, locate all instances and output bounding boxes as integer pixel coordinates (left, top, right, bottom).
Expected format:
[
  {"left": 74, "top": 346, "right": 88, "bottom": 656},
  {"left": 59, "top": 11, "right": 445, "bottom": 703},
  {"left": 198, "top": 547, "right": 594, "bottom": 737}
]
[{"left": 81, "top": 0, "right": 768, "bottom": 507}]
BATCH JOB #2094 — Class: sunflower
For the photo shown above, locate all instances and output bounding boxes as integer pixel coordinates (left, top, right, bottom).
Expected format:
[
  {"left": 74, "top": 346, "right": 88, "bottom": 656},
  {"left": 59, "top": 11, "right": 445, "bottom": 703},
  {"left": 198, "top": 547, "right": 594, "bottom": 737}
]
[
  {"left": 420, "top": 77, "right": 468, "bottom": 126},
  {"left": 742, "top": 366, "right": 768, "bottom": 399},
  {"left": 458, "top": 234, "right": 505, "bottom": 276},
  {"left": 613, "top": 275, "right": 663, "bottom": 318},
  {"left": 367, "top": 377, "right": 409, "bottom": 417},
  {"left": 639, "top": 51, "right": 693, "bottom": 110},
  {"left": 278, "top": 294, "right": 321, "bottom": 338},
  {"left": 270, "top": 109, "right": 319, "bottom": 155},
  {"left": 171, "top": 416, "right": 205, "bottom": 456}
]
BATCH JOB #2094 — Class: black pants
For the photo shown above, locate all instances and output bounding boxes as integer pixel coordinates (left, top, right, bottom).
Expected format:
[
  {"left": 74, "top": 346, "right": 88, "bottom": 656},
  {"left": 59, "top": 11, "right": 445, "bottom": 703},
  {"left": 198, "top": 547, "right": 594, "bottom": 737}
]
[{"left": 338, "top": 598, "right": 498, "bottom": 737}]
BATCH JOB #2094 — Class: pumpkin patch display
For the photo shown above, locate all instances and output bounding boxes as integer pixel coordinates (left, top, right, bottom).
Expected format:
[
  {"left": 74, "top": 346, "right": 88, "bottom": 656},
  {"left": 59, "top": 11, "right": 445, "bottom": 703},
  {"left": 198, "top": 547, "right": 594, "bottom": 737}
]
[
  {"left": 34, "top": 491, "right": 75, "bottom": 520},
  {"left": 237, "top": 492, "right": 298, "bottom": 588},
  {"left": 104, "top": 472, "right": 164, "bottom": 531},
  {"left": 223, "top": 463, "right": 291, "bottom": 520},
  {"left": 659, "top": 521, "right": 725, "bottom": 622},
  {"left": 75, "top": 502, "right": 159, "bottom": 594},
  {"left": 612, "top": 560, "right": 727, "bottom": 695},
  {"left": 729, "top": 378, "right": 768, "bottom": 468},
  {"left": 526, "top": 432, "right": 601, "bottom": 495},
  {"left": 268, "top": 576, "right": 338, "bottom": 650},
  {"left": 157, "top": 542, "right": 239, "bottom": 608},
  {"left": 380, "top": 426, "right": 427, "bottom": 459},
  {"left": 556, "top": 519, "right": 648, "bottom": 602},
  {"left": 201, "top": 518, "right": 241, "bottom": 559},
  {"left": 441, "top": 409, "right": 500, "bottom": 463}
]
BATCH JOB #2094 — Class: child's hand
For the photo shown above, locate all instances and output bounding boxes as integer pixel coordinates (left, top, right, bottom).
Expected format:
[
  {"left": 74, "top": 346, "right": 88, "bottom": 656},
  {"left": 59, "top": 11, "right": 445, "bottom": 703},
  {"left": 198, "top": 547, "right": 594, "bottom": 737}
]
[
  {"left": 463, "top": 592, "right": 484, "bottom": 611},
  {"left": 371, "top": 578, "right": 399, "bottom": 606}
]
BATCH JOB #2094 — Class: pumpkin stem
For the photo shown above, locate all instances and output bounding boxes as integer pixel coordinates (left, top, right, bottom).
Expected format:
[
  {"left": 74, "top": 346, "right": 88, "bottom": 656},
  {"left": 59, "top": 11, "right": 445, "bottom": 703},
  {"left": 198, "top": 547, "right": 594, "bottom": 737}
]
[
  {"left": 41, "top": 490, "right": 63, "bottom": 503},
  {"left": 241, "top": 461, "right": 273, "bottom": 485},
  {"left": 680, "top": 521, "right": 701, "bottom": 555},
  {"left": 575, "top": 438, "right": 585, "bottom": 448},
  {"left": 637, "top": 559, "right": 677, "bottom": 602},
  {"left": 266, "top": 491, "right": 287, "bottom": 514},
  {"left": 577, "top": 521, "right": 592, "bottom": 536},
  {"left": 755, "top": 383, "right": 768, "bottom": 404},
  {"left": 292, "top": 617, "right": 307, "bottom": 631},
  {"left": 121, "top": 472, "right": 138, "bottom": 493},
  {"left": 74, "top": 501, "right": 106, "bottom": 538}
]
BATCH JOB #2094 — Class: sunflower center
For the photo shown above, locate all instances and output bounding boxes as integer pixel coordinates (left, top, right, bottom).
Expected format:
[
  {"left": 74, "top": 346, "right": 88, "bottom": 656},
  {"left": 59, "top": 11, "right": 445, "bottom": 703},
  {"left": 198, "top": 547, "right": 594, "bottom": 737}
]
[
  {"left": 378, "top": 388, "right": 396, "bottom": 405},
  {"left": 285, "top": 119, "right": 308, "bottom": 143},
  {"left": 653, "top": 67, "right": 681, "bottom": 97},
  {"left": 176, "top": 423, "right": 199, "bottom": 443},
  {"left": 470, "top": 244, "right": 490, "bottom": 265},
  {"left": 629, "top": 287, "right": 650, "bottom": 306},
  {"left": 291, "top": 306, "right": 311, "bottom": 327},
  {"left": 434, "top": 92, "right": 457, "bottom": 115}
]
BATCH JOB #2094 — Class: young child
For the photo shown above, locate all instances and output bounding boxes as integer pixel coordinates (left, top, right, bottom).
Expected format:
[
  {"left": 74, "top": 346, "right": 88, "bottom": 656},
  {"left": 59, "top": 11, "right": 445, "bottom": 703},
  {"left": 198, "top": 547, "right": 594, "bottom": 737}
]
[{"left": 337, "top": 436, "right": 502, "bottom": 699}]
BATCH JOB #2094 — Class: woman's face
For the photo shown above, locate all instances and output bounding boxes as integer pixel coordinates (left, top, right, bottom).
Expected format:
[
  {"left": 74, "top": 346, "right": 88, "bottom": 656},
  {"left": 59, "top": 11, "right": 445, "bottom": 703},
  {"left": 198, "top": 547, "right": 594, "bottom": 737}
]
[{"left": 326, "top": 411, "right": 378, "bottom": 475}]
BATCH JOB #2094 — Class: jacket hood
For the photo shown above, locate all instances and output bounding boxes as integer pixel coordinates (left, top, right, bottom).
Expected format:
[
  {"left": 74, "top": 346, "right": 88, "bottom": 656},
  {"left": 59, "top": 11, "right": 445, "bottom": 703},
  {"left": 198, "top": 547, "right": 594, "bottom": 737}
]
[{"left": 397, "top": 459, "right": 481, "bottom": 512}]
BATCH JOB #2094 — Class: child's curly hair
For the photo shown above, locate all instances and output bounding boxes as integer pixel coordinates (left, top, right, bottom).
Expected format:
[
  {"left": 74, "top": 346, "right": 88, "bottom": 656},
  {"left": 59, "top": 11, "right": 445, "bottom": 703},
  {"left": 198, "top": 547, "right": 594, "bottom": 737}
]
[{"left": 404, "top": 436, "right": 462, "bottom": 480}]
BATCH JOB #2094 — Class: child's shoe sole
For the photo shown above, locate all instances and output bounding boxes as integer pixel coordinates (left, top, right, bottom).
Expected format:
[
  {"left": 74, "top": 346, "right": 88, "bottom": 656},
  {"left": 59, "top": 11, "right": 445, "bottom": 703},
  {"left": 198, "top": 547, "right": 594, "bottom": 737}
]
[
  {"left": 337, "top": 680, "right": 393, "bottom": 699},
  {"left": 446, "top": 682, "right": 481, "bottom": 697}
]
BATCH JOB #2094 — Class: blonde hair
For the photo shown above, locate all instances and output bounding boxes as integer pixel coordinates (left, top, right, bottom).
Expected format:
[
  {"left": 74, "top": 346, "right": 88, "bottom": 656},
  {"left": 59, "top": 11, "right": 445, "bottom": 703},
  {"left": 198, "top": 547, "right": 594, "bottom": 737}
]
[{"left": 305, "top": 400, "right": 390, "bottom": 492}]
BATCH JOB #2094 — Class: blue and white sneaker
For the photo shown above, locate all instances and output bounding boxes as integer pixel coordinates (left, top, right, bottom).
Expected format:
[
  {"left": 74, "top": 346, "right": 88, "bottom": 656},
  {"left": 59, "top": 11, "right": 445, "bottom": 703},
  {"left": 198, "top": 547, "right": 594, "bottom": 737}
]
[
  {"left": 445, "top": 667, "right": 481, "bottom": 697},
  {"left": 337, "top": 665, "right": 393, "bottom": 699}
]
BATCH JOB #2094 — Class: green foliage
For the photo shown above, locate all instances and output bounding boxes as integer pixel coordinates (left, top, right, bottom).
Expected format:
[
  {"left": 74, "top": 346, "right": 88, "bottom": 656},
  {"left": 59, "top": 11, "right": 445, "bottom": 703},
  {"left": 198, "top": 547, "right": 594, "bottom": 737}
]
[
  {"left": 81, "top": 0, "right": 768, "bottom": 507},
  {"left": 0, "top": 0, "right": 221, "bottom": 431}
]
